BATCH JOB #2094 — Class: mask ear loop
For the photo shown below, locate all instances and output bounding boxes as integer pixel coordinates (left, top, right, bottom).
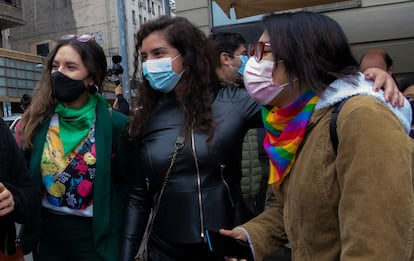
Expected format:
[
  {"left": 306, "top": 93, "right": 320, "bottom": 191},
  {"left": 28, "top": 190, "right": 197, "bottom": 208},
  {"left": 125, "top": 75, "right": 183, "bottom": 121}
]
[{"left": 88, "top": 84, "right": 100, "bottom": 94}]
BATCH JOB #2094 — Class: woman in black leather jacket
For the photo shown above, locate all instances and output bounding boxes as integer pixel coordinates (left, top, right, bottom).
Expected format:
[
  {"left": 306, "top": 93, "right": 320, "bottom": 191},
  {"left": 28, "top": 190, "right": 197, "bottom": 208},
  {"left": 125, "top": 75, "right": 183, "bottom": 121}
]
[{"left": 120, "top": 16, "right": 262, "bottom": 261}]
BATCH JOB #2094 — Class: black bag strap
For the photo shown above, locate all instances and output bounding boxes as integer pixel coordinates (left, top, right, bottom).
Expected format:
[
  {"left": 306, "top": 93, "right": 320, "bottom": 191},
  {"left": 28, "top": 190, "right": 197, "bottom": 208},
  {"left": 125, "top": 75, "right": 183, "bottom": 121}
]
[{"left": 330, "top": 96, "right": 355, "bottom": 153}]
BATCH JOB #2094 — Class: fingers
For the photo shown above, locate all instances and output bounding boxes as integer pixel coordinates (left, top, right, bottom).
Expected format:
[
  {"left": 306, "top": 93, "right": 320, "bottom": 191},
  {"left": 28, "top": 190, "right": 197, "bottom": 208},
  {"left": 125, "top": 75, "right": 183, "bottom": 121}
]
[
  {"left": 364, "top": 68, "right": 404, "bottom": 107},
  {"left": 115, "top": 85, "right": 124, "bottom": 95},
  {"left": 0, "top": 188, "right": 14, "bottom": 216},
  {"left": 220, "top": 228, "right": 247, "bottom": 241}
]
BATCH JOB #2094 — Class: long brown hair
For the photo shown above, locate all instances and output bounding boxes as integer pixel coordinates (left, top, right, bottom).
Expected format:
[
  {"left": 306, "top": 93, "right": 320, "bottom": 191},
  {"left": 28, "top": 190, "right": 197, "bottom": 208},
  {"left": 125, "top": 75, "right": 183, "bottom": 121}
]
[
  {"left": 21, "top": 37, "right": 107, "bottom": 150},
  {"left": 128, "top": 16, "right": 218, "bottom": 140}
]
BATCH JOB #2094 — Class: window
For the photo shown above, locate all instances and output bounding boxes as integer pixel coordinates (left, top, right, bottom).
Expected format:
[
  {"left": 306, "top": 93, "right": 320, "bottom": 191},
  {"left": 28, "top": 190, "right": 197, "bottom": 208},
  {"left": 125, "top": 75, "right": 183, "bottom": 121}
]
[
  {"left": 36, "top": 43, "right": 49, "bottom": 57},
  {"left": 132, "top": 10, "right": 136, "bottom": 24}
]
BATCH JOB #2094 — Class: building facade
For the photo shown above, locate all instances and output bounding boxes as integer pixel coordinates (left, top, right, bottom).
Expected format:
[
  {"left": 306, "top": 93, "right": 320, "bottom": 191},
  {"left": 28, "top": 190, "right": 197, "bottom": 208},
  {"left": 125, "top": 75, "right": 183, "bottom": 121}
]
[
  {"left": 7, "top": 0, "right": 168, "bottom": 103},
  {"left": 175, "top": 0, "right": 414, "bottom": 80}
]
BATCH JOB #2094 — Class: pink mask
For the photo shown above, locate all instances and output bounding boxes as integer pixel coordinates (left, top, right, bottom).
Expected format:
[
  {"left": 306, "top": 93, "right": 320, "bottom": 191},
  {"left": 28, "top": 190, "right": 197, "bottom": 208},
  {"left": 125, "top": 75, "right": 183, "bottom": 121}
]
[{"left": 243, "top": 57, "right": 288, "bottom": 105}]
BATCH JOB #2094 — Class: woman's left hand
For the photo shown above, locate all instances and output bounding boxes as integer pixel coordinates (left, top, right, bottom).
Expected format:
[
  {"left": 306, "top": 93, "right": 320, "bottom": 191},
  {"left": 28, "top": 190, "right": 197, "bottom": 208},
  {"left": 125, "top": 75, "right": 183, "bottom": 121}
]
[
  {"left": 0, "top": 182, "right": 15, "bottom": 216},
  {"left": 220, "top": 229, "right": 249, "bottom": 261},
  {"left": 364, "top": 67, "right": 404, "bottom": 107}
]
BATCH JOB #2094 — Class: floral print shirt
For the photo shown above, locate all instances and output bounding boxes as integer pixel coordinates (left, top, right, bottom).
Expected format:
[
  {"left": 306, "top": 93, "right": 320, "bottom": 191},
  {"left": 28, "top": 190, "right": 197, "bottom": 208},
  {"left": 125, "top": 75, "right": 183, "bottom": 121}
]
[{"left": 40, "top": 114, "right": 96, "bottom": 216}]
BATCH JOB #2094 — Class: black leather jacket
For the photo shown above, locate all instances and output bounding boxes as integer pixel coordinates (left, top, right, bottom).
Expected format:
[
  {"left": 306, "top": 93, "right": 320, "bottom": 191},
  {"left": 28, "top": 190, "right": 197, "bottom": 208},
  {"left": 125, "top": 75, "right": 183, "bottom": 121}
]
[{"left": 120, "top": 87, "right": 262, "bottom": 260}]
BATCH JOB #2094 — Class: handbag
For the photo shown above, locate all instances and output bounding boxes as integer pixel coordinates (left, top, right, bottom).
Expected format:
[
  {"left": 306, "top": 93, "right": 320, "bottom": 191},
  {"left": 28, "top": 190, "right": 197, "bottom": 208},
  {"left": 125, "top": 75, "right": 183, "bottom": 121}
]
[
  {"left": 0, "top": 239, "right": 24, "bottom": 261},
  {"left": 135, "top": 135, "right": 185, "bottom": 261}
]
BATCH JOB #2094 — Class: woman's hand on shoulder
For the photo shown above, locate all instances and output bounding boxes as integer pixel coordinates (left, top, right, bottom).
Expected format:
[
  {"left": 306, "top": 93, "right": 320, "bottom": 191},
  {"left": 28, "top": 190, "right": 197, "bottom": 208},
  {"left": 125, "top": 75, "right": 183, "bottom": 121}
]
[{"left": 364, "top": 67, "right": 404, "bottom": 107}]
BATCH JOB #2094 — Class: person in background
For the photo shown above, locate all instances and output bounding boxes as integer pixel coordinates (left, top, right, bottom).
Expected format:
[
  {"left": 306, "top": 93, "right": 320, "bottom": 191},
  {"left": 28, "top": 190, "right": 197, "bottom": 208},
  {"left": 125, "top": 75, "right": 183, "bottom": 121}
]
[
  {"left": 398, "top": 73, "right": 414, "bottom": 138},
  {"left": 209, "top": 32, "right": 248, "bottom": 87},
  {"left": 209, "top": 31, "right": 269, "bottom": 216},
  {"left": 0, "top": 117, "right": 40, "bottom": 258},
  {"left": 112, "top": 83, "right": 130, "bottom": 116},
  {"left": 15, "top": 93, "right": 32, "bottom": 147},
  {"left": 19, "top": 34, "right": 128, "bottom": 261},
  {"left": 120, "top": 15, "right": 405, "bottom": 261},
  {"left": 221, "top": 11, "right": 414, "bottom": 261},
  {"left": 359, "top": 48, "right": 398, "bottom": 84}
]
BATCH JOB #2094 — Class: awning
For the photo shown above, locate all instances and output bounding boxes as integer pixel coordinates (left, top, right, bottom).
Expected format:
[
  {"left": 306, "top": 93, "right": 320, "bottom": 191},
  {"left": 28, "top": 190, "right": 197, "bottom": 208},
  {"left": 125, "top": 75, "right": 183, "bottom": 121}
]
[{"left": 214, "top": 0, "right": 349, "bottom": 19}]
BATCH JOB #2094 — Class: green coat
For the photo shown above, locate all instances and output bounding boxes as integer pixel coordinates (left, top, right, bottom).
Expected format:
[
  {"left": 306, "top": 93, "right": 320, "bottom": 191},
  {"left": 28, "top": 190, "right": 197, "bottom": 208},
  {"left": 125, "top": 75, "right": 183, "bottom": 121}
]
[{"left": 20, "top": 101, "right": 129, "bottom": 261}]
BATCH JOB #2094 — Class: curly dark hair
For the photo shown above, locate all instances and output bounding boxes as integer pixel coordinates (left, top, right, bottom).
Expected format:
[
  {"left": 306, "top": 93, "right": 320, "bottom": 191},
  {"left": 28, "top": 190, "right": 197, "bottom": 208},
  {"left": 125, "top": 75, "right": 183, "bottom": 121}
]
[{"left": 128, "top": 16, "right": 219, "bottom": 140}]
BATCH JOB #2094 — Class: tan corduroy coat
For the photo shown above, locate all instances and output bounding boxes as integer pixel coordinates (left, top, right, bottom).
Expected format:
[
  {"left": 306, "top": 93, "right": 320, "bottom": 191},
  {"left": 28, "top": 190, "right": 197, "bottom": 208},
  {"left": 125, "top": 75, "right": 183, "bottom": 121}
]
[{"left": 242, "top": 96, "right": 414, "bottom": 261}]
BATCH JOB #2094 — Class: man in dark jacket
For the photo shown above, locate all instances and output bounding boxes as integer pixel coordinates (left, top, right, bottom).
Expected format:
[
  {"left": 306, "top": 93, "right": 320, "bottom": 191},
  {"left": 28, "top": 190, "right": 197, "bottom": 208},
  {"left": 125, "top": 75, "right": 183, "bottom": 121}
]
[
  {"left": 0, "top": 118, "right": 40, "bottom": 256},
  {"left": 209, "top": 31, "right": 269, "bottom": 216}
]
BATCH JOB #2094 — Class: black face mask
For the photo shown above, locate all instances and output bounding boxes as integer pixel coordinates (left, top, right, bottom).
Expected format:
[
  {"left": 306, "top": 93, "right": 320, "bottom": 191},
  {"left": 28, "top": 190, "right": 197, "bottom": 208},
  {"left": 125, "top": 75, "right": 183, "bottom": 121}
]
[{"left": 51, "top": 71, "right": 87, "bottom": 102}]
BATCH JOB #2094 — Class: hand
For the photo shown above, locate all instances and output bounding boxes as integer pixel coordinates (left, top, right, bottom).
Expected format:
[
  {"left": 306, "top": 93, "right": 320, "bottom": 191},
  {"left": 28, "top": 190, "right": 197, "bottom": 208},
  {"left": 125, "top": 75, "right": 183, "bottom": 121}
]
[
  {"left": 0, "top": 182, "right": 15, "bottom": 216},
  {"left": 115, "top": 85, "right": 123, "bottom": 95},
  {"left": 220, "top": 229, "right": 249, "bottom": 261},
  {"left": 364, "top": 67, "right": 404, "bottom": 107}
]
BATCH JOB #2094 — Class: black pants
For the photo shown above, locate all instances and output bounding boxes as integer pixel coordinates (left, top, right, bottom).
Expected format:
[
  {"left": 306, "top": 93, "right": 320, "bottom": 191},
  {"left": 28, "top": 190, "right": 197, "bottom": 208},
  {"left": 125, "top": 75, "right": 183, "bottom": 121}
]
[
  {"left": 147, "top": 233, "right": 224, "bottom": 261},
  {"left": 35, "top": 210, "right": 104, "bottom": 261}
]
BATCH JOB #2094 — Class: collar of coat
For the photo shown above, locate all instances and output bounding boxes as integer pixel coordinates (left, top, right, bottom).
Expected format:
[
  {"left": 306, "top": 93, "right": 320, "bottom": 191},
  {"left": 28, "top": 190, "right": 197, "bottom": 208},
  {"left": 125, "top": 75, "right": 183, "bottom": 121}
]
[{"left": 315, "top": 72, "right": 412, "bottom": 133}]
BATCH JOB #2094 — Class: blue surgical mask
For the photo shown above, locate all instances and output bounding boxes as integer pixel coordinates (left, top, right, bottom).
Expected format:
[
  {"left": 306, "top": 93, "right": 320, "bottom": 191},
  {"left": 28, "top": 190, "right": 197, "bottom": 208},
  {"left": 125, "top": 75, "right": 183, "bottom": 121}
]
[
  {"left": 236, "top": 55, "right": 248, "bottom": 75},
  {"left": 142, "top": 55, "right": 183, "bottom": 93}
]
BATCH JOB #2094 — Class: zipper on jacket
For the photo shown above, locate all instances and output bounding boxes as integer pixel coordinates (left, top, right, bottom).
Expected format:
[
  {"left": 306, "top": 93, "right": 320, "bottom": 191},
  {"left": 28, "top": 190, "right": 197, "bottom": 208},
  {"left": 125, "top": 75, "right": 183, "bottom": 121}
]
[
  {"left": 247, "top": 134, "right": 254, "bottom": 195},
  {"left": 220, "top": 164, "right": 234, "bottom": 207},
  {"left": 191, "top": 129, "right": 205, "bottom": 238},
  {"left": 145, "top": 177, "right": 150, "bottom": 191}
]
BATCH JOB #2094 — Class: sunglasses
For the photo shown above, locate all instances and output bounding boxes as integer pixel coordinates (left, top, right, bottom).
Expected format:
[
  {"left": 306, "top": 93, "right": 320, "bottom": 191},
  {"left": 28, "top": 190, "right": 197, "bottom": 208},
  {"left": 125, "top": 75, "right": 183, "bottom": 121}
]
[
  {"left": 61, "top": 34, "right": 95, "bottom": 43},
  {"left": 248, "top": 41, "right": 271, "bottom": 62}
]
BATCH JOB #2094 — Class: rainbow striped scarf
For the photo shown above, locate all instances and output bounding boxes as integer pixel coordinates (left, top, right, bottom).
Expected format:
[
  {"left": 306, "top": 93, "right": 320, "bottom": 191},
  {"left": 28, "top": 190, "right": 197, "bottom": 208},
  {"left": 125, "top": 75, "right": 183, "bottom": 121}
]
[{"left": 263, "top": 88, "right": 318, "bottom": 187}]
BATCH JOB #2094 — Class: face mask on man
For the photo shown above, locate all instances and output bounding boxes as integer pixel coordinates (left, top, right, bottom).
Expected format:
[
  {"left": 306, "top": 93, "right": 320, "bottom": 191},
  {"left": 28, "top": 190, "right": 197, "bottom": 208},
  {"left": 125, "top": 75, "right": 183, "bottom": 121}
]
[
  {"left": 51, "top": 71, "right": 87, "bottom": 103},
  {"left": 235, "top": 55, "right": 249, "bottom": 75},
  {"left": 243, "top": 57, "right": 288, "bottom": 105},
  {"left": 142, "top": 55, "right": 183, "bottom": 93}
]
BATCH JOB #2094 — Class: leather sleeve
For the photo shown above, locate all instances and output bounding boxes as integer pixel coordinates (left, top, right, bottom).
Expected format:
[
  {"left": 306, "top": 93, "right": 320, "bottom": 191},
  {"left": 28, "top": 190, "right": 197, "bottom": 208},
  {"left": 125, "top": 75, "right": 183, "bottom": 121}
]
[{"left": 119, "top": 187, "right": 152, "bottom": 261}]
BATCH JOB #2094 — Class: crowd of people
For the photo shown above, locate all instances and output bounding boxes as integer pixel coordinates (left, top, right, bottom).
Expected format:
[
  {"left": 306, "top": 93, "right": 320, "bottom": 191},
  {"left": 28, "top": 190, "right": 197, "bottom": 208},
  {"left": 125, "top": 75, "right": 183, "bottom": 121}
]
[{"left": 1, "top": 10, "right": 413, "bottom": 261}]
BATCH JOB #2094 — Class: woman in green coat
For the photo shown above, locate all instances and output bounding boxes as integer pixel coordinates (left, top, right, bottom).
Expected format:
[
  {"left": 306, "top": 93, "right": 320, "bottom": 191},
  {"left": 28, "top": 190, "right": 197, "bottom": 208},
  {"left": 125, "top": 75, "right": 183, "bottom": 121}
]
[{"left": 19, "top": 34, "right": 128, "bottom": 261}]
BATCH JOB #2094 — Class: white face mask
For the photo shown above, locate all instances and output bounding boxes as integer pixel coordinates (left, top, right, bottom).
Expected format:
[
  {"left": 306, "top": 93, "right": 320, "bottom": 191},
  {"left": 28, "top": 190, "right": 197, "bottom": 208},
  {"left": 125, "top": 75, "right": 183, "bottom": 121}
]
[{"left": 243, "top": 57, "right": 288, "bottom": 105}]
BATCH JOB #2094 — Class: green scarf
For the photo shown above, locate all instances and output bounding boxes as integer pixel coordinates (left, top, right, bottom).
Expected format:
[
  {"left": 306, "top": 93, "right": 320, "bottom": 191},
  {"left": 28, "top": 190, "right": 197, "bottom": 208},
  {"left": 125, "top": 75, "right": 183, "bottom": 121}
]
[{"left": 55, "top": 95, "right": 98, "bottom": 155}]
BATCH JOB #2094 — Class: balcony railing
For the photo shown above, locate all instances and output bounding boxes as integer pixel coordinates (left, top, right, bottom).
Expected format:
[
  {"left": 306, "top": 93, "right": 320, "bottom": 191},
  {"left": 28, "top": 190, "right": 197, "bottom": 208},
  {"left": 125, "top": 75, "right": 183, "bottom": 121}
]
[
  {"left": 0, "top": 0, "right": 24, "bottom": 30},
  {"left": 0, "top": 0, "right": 21, "bottom": 8}
]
